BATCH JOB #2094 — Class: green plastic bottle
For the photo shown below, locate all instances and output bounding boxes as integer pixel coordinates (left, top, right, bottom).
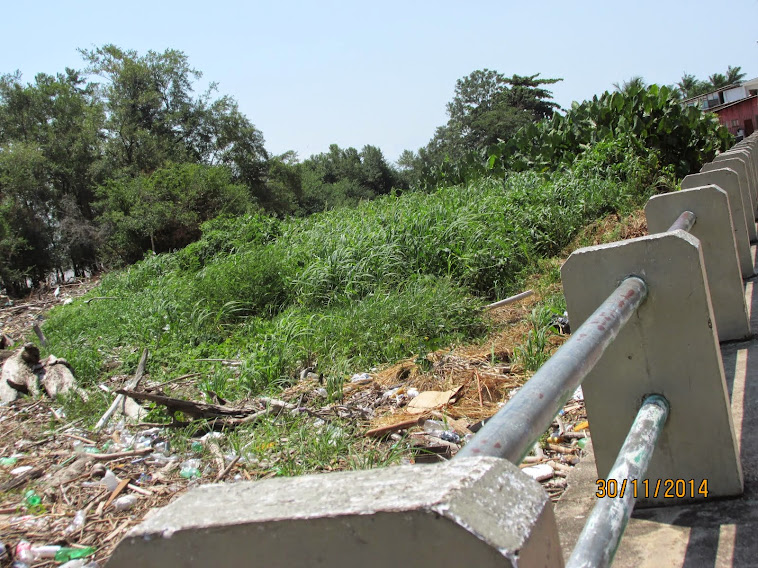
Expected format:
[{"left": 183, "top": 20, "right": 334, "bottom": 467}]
[{"left": 54, "top": 546, "right": 96, "bottom": 562}]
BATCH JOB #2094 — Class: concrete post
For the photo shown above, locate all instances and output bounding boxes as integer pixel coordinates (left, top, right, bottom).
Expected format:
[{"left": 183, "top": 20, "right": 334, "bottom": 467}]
[
  {"left": 703, "top": 157, "right": 757, "bottom": 221},
  {"left": 720, "top": 149, "right": 758, "bottom": 202},
  {"left": 680, "top": 169, "right": 754, "bottom": 275},
  {"left": 106, "top": 457, "right": 564, "bottom": 568},
  {"left": 645, "top": 185, "right": 750, "bottom": 341},
  {"left": 561, "top": 232, "right": 743, "bottom": 507}
]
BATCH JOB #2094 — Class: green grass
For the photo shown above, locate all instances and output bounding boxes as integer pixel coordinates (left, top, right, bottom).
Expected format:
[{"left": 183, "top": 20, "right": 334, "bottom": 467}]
[{"left": 40, "top": 146, "right": 669, "bottom": 413}]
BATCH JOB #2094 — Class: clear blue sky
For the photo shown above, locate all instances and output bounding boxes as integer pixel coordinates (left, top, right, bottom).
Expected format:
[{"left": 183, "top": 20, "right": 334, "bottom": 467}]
[{"left": 2, "top": 0, "right": 756, "bottom": 163}]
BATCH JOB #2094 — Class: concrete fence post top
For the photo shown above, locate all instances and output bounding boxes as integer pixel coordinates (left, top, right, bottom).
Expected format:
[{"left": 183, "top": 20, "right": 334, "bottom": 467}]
[{"left": 107, "top": 456, "right": 564, "bottom": 568}]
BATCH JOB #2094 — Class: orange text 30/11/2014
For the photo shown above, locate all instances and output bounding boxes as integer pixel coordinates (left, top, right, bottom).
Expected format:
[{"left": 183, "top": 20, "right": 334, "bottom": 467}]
[{"left": 595, "top": 478, "right": 709, "bottom": 499}]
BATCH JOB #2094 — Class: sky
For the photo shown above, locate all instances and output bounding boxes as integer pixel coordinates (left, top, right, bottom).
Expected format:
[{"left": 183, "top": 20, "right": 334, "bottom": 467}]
[{"left": 1, "top": 0, "right": 756, "bottom": 163}]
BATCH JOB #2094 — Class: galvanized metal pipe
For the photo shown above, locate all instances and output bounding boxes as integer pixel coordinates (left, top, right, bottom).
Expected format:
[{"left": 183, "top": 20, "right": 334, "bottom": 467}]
[
  {"left": 566, "top": 394, "right": 670, "bottom": 568},
  {"left": 485, "top": 289, "right": 534, "bottom": 311},
  {"left": 667, "top": 210, "right": 696, "bottom": 233},
  {"left": 455, "top": 276, "right": 648, "bottom": 464}
]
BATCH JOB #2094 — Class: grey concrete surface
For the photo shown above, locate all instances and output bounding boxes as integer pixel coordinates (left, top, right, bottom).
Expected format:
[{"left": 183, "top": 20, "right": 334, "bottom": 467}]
[
  {"left": 645, "top": 185, "right": 750, "bottom": 341},
  {"left": 107, "top": 457, "right": 563, "bottom": 568},
  {"left": 562, "top": 231, "right": 743, "bottom": 506},
  {"left": 556, "top": 244, "right": 758, "bottom": 567},
  {"left": 680, "top": 170, "right": 753, "bottom": 278}
]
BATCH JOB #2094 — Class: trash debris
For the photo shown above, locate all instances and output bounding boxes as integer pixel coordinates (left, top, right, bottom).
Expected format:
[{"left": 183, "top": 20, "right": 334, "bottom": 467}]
[
  {"left": 422, "top": 419, "right": 461, "bottom": 444},
  {"left": 63, "top": 510, "right": 87, "bottom": 537},
  {"left": 1, "top": 343, "right": 82, "bottom": 402},
  {"left": 23, "top": 489, "right": 41, "bottom": 507},
  {"left": 406, "top": 387, "right": 462, "bottom": 414},
  {"left": 180, "top": 458, "right": 202, "bottom": 479},
  {"left": 350, "top": 372, "right": 373, "bottom": 384},
  {"left": 54, "top": 546, "right": 96, "bottom": 562},
  {"left": 112, "top": 495, "right": 138, "bottom": 511},
  {"left": 522, "top": 463, "right": 554, "bottom": 481},
  {"left": 10, "top": 465, "right": 34, "bottom": 475}
]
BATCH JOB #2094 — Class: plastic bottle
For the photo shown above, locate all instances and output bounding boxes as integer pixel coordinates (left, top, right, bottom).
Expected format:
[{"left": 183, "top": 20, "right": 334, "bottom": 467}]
[
  {"left": 63, "top": 510, "right": 87, "bottom": 536},
  {"left": 23, "top": 490, "right": 41, "bottom": 507},
  {"left": 179, "top": 458, "right": 202, "bottom": 479},
  {"left": 54, "top": 546, "right": 96, "bottom": 562},
  {"left": 29, "top": 545, "right": 61, "bottom": 559},
  {"left": 0, "top": 456, "right": 18, "bottom": 466}
]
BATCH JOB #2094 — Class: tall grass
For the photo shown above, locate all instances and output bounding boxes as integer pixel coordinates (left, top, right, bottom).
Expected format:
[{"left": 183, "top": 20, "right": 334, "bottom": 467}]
[{"left": 41, "top": 144, "right": 670, "bottom": 403}]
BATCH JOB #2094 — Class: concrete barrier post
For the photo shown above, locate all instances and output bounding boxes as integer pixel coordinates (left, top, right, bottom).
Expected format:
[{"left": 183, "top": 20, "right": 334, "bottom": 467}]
[
  {"left": 680, "top": 169, "right": 754, "bottom": 274},
  {"left": 561, "top": 231, "right": 743, "bottom": 507},
  {"left": 645, "top": 185, "right": 750, "bottom": 341},
  {"left": 703, "top": 157, "right": 757, "bottom": 221},
  {"left": 720, "top": 149, "right": 758, "bottom": 202},
  {"left": 107, "top": 457, "right": 564, "bottom": 568}
]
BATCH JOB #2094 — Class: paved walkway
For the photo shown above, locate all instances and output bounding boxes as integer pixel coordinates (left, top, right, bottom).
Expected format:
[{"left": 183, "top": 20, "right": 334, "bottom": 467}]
[{"left": 555, "top": 246, "right": 758, "bottom": 567}]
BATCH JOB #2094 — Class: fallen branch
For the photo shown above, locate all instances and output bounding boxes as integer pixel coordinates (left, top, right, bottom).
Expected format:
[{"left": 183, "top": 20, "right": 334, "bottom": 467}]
[
  {"left": 32, "top": 324, "right": 47, "bottom": 347},
  {"left": 89, "top": 447, "right": 153, "bottom": 462},
  {"left": 94, "top": 348, "right": 148, "bottom": 433},
  {"left": 365, "top": 418, "right": 420, "bottom": 438},
  {"left": 116, "top": 390, "right": 256, "bottom": 419},
  {"left": 215, "top": 455, "right": 240, "bottom": 482}
]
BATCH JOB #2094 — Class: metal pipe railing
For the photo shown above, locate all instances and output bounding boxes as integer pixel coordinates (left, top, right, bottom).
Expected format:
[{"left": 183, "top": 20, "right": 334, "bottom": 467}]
[
  {"left": 454, "top": 276, "right": 648, "bottom": 464},
  {"left": 566, "top": 394, "right": 670, "bottom": 568},
  {"left": 668, "top": 210, "right": 696, "bottom": 233}
]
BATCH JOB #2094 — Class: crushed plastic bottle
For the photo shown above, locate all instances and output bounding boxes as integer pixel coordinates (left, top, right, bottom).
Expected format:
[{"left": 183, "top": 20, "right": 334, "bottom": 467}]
[
  {"left": 0, "top": 456, "right": 17, "bottom": 466},
  {"left": 63, "top": 510, "right": 87, "bottom": 537},
  {"left": 54, "top": 546, "right": 96, "bottom": 562},
  {"left": 179, "top": 459, "right": 202, "bottom": 479}
]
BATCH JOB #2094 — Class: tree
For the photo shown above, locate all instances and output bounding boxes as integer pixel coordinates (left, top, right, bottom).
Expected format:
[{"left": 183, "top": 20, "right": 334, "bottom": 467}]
[
  {"left": 79, "top": 45, "right": 268, "bottom": 189},
  {"left": 726, "top": 65, "right": 746, "bottom": 85},
  {"left": 613, "top": 76, "right": 646, "bottom": 94},
  {"left": 677, "top": 73, "right": 710, "bottom": 99},
  {"left": 443, "top": 70, "right": 561, "bottom": 157},
  {"left": 0, "top": 69, "right": 104, "bottom": 287},
  {"left": 95, "top": 163, "right": 251, "bottom": 263},
  {"left": 709, "top": 72, "right": 729, "bottom": 90}
]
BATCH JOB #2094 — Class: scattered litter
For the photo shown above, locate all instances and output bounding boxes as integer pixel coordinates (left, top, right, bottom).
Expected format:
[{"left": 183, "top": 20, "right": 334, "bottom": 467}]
[
  {"left": 350, "top": 372, "right": 373, "bottom": 384},
  {"left": 522, "top": 463, "right": 554, "bottom": 482},
  {"left": 406, "top": 387, "right": 462, "bottom": 414},
  {"left": 180, "top": 458, "right": 202, "bottom": 479},
  {"left": 113, "top": 495, "right": 138, "bottom": 511},
  {"left": 63, "top": 510, "right": 87, "bottom": 537},
  {"left": 422, "top": 419, "right": 461, "bottom": 444},
  {"left": 573, "top": 420, "right": 589, "bottom": 431}
]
